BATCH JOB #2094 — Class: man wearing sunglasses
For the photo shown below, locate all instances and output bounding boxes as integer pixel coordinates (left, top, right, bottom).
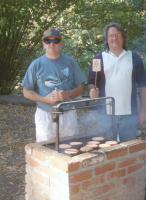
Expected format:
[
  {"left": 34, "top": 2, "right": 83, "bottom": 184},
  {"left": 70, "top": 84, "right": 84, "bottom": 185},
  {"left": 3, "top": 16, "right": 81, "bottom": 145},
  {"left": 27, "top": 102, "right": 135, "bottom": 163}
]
[{"left": 22, "top": 28, "right": 86, "bottom": 142}]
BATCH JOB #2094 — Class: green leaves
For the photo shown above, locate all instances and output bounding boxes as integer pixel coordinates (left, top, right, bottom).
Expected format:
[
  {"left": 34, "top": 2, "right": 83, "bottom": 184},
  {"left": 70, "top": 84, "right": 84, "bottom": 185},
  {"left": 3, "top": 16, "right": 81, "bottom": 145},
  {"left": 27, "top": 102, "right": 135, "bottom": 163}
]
[
  {"left": 0, "top": 0, "right": 76, "bottom": 94},
  {"left": 0, "top": 0, "right": 146, "bottom": 94},
  {"left": 58, "top": 0, "right": 146, "bottom": 72}
]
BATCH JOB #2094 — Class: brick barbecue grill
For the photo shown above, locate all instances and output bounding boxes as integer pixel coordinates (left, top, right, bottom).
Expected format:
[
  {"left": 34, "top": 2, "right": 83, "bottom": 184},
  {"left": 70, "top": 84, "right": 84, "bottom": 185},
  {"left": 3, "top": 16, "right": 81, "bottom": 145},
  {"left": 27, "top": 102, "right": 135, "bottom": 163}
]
[
  {"left": 42, "top": 97, "right": 116, "bottom": 156},
  {"left": 25, "top": 98, "right": 146, "bottom": 200}
]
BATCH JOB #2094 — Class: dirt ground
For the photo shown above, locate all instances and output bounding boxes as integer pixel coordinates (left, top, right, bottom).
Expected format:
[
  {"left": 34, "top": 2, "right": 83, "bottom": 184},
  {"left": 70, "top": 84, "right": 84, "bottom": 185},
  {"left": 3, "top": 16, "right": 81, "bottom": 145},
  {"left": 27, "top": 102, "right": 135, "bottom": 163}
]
[
  {"left": 0, "top": 103, "right": 35, "bottom": 200},
  {"left": 0, "top": 96, "right": 146, "bottom": 200}
]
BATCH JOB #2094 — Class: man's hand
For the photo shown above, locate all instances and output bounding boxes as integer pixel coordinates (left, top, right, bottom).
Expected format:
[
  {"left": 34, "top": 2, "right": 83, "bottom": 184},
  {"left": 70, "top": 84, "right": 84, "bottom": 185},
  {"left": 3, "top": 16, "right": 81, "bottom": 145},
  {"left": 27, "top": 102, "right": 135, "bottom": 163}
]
[
  {"left": 43, "top": 90, "right": 60, "bottom": 104},
  {"left": 43, "top": 90, "right": 71, "bottom": 104},
  {"left": 57, "top": 90, "right": 70, "bottom": 101},
  {"left": 23, "top": 84, "right": 84, "bottom": 105},
  {"left": 89, "top": 88, "right": 99, "bottom": 99}
]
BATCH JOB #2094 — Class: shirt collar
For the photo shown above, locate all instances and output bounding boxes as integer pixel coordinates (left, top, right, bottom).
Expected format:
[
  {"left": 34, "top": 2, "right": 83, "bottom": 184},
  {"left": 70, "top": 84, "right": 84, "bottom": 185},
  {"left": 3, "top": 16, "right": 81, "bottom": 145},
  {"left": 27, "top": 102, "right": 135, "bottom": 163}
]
[{"left": 109, "top": 49, "right": 127, "bottom": 58}]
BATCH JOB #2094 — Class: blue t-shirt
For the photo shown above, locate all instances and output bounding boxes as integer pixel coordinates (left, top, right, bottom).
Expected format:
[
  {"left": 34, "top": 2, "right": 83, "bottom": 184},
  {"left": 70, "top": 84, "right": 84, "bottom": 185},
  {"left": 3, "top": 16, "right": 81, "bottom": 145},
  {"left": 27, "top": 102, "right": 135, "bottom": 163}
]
[{"left": 22, "top": 54, "right": 86, "bottom": 111}]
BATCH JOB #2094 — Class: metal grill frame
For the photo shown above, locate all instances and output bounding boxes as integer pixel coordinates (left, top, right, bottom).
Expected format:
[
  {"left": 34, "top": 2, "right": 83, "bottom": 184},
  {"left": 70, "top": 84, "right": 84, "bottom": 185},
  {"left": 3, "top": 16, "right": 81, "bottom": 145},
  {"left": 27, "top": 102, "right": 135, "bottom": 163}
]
[{"left": 52, "top": 97, "right": 115, "bottom": 151}]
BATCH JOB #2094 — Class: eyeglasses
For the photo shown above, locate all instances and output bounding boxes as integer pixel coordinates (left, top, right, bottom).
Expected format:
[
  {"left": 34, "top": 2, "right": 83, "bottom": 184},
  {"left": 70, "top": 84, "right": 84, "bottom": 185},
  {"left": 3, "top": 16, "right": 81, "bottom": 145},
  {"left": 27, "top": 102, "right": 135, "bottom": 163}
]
[
  {"left": 43, "top": 38, "right": 61, "bottom": 44},
  {"left": 108, "top": 33, "right": 122, "bottom": 39}
]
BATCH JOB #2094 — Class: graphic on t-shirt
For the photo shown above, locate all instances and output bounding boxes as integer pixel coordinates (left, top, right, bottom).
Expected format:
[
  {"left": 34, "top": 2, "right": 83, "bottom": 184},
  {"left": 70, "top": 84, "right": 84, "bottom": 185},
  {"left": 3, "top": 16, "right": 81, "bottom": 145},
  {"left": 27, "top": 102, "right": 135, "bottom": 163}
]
[
  {"left": 61, "top": 67, "right": 69, "bottom": 77},
  {"left": 44, "top": 68, "right": 69, "bottom": 89}
]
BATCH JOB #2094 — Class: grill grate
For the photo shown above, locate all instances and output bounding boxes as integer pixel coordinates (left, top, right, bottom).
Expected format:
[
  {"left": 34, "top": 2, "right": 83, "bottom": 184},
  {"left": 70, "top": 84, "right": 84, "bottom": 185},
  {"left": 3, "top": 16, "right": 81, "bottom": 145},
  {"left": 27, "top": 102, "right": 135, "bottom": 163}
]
[{"left": 52, "top": 97, "right": 116, "bottom": 151}]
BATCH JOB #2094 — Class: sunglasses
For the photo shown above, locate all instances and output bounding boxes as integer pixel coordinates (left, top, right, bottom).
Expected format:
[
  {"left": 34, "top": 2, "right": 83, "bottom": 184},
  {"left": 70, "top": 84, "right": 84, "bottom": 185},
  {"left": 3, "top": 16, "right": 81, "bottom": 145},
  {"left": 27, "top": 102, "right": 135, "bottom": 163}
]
[{"left": 44, "top": 38, "right": 61, "bottom": 44}]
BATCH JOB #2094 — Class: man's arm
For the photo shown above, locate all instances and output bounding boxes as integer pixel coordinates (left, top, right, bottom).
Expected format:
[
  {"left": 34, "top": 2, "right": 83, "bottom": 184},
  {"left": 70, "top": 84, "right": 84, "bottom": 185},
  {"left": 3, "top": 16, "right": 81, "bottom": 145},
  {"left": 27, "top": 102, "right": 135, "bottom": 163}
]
[
  {"left": 23, "top": 84, "right": 84, "bottom": 105},
  {"left": 59, "top": 84, "right": 84, "bottom": 100},
  {"left": 88, "top": 84, "right": 99, "bottom": 99},
  {"left": 23, "top": 87, "right": 59, "bottom": 105},
  {"left": 139, "top": 87, "right": 146, "bottom": 126}
]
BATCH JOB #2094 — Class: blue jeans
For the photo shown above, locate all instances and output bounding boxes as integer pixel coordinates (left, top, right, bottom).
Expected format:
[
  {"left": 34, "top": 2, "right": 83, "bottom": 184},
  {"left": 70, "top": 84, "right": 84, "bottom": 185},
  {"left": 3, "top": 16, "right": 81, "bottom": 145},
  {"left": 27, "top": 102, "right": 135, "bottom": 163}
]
[
  {"left": 87, "top": 110, "right": 138, "bottom": 142},
  {"left": 113, "top": 114, "right": 138, "bottom": 142}
]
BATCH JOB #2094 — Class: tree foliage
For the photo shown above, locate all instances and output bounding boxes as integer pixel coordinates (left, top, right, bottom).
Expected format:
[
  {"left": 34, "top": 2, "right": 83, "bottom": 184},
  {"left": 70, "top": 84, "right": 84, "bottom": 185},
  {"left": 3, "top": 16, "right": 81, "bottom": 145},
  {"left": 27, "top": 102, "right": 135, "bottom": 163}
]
[
  {"left": 59, "top": 0, "right": 146, "bottom": 73},
  {"left": 0, "top": 0, "right": 77, "bottom": 94},
  {"left": 0, "top": 0, "right": 146, "bottom": 94}
]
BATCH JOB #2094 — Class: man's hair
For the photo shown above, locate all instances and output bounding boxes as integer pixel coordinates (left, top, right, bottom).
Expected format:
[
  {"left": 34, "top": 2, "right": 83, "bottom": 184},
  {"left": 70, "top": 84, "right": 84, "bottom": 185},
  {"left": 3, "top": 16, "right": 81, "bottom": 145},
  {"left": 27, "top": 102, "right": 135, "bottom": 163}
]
[{"left": 104, "top": 22, "right": 127, "bottom": 50}]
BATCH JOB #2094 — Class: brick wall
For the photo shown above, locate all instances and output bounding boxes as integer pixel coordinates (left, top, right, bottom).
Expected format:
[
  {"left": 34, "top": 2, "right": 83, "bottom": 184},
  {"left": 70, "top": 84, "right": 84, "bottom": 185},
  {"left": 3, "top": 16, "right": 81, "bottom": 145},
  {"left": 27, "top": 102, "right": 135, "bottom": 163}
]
[{"left": 25, "top": 139, "right": 146, "bottom": 200}]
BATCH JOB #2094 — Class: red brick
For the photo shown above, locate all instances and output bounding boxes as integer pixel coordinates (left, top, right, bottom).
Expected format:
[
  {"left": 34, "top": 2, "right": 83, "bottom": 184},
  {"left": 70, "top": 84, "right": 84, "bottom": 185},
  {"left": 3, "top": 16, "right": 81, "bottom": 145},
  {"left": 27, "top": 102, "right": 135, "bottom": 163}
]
[
  {"left": 139, "top": 153, "right": 146, "bottom": 161},
  {"left": 128, "top": 163, "right": 144, "bottom": 174},
  {"left": 122, "top": 176, "right": 136, "bottom": 187},
  {"left": 70, "top": 170, "right": 92, "bottom": 183},
  {"left": 25, "top": 155, "right": 39, "bottom": 168},
  {"left": 81, "top": 153, "right": 106, "bottom": 168},
  {"left": 118, "top": 158, "right": 136, "bottom": 168},
  {"left": 121, "top": 139, "right": 142, "bottom": 146},
  {"left": 82, "top": 175, "right": 105, "bottom": 190},
  {"left": 70, "top": 184, "right": 80, "bottom": 194},
  {"left": 95, "top": 162, "right": 115, "bottom": 175},
  {"left": 107, "top": 169, "right": 126, "bottom": 178},
  {"left": 129, "top": 141, "right": 146, "bottom": 153},
  {"left": 106, "top": 148, "right": 128, "bottom": 160},
  {"left": 98, "top": 194, "right": 116, "bottom": 200},
  {"left": 122, "top": 177, "right": 137, "bottom": 192},
  {"left": 68, "top": 162, "right": 80, "bottom": 172},
  {"left": 96, "top": 183, "right": 115, "bottom": 195}
]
